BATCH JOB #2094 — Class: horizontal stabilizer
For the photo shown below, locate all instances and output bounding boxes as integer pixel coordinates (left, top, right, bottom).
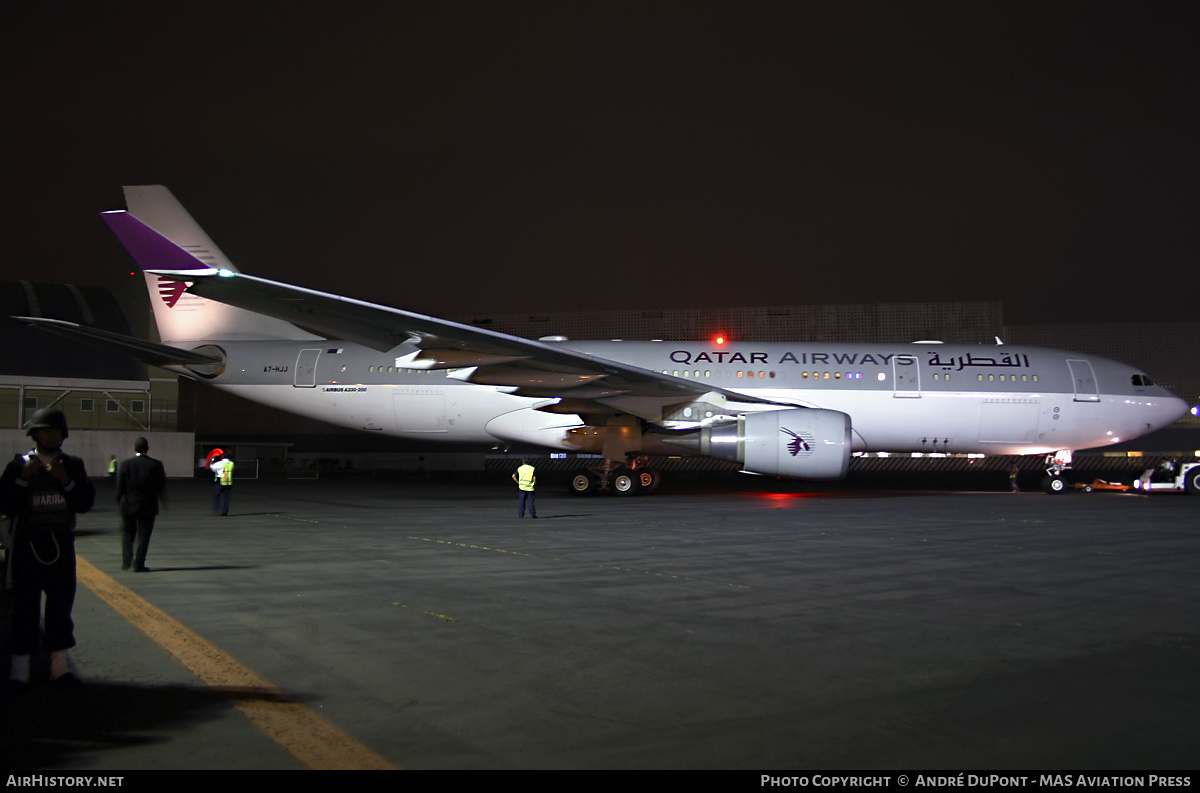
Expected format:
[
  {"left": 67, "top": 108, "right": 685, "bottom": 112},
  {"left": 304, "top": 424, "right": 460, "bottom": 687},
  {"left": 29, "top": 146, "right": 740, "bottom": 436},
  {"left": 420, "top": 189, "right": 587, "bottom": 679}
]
[{"left": 15, "top": 317, "right": 224, "bottom": 368}]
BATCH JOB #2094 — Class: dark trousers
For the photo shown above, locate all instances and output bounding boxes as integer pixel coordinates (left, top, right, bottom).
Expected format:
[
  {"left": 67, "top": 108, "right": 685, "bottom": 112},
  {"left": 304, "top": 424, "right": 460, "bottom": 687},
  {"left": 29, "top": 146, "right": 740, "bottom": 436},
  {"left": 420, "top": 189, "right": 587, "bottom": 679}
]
[
  {"left": 9, "top": 531, "right": 76, "bottom": 655},
  {"left": 122, "top": 514, "right": 156, "bottom": 569},
  {"left": 213, "top": 483, "right": 232, "bottom": 515},
  {"left": 518, "top": 490, "right": 536, "bottom": 518}
]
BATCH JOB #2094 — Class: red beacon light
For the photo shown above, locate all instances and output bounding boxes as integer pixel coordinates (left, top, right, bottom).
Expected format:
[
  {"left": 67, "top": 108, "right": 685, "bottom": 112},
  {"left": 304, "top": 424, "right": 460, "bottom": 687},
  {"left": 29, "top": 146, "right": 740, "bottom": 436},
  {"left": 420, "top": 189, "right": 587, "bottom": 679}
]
[{"left": 713, "top": 334, "right": 727, "bottom": 345}]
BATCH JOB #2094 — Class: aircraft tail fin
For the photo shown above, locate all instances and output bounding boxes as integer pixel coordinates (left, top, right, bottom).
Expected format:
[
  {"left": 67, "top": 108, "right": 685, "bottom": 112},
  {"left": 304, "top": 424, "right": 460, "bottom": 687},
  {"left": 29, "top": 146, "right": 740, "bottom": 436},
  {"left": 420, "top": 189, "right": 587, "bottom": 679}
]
[
  {"left": 104, "top": 185, "right": 322, "bottom": 345},
  {"left": 122, "top": 185, "right": 240, "bottom": 274}
]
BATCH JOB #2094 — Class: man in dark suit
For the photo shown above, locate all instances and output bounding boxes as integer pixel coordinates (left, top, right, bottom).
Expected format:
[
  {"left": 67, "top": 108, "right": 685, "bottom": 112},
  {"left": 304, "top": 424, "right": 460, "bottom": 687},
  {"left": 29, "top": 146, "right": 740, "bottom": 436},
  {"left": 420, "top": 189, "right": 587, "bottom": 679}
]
[{"left": 116, "top": 437, "right": 166, "bottom": 572}]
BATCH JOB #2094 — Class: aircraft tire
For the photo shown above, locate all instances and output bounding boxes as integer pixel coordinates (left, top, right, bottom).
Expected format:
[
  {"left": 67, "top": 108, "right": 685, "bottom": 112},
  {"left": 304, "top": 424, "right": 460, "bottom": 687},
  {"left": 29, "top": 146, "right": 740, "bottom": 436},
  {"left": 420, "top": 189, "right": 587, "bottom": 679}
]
[
  {"left": 1186, "top": 467, "right": 1200, "bottom": 495},
  {"left": 612, "top": 469, "right": 641, "bottom": 496},
  {"left": 636, "top": 468, "right": 661, "bottom": 494},
  {"left": 568, "top": 472, "right": 599, "bottom": 496},
  {"left": 1083, "top": 484, "right": 1093, "bottom": 493},
  {"left": 1042, "top": 475, "right": 1066, "bottom": 494}
]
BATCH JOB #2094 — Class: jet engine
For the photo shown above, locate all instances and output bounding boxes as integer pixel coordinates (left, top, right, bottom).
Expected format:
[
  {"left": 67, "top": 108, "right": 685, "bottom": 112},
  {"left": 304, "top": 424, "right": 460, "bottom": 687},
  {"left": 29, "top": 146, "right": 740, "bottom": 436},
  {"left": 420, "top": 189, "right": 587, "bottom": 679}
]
[{"left": 690, "top": 408, "right": 852, "bottom": 480}]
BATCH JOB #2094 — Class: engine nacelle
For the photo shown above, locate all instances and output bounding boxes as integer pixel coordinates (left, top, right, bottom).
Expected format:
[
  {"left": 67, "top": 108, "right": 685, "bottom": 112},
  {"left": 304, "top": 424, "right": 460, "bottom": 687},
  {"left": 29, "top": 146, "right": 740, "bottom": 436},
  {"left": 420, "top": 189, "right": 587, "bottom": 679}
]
[{"left": 699, "top": 408, "right": 851, "bottom": 480}]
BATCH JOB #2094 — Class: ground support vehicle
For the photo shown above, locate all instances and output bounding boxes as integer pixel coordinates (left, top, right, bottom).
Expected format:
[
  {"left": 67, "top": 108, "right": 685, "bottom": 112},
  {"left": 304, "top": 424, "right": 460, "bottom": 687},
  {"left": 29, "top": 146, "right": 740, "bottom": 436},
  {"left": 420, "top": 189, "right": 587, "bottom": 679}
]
[
  {"left": 1071, "top": 478, "right": 1133, "bottom": 493},
  {"left": 1133, "top": 462, "right": 1200, "bottom": 494}
]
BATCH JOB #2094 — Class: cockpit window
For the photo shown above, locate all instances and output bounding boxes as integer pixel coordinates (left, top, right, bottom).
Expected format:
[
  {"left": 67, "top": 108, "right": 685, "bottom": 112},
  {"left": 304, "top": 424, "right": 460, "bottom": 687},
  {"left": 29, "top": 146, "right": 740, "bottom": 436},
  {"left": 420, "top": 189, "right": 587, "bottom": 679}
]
[{"left": 1132, "top": 374, "right": 1155, "bottom": 386}]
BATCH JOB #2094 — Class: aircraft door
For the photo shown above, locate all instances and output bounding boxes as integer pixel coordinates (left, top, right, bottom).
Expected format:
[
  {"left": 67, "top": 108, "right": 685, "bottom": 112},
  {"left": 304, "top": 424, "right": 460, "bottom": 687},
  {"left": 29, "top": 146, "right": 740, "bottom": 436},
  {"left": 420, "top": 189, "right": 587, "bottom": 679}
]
[
  {"left": 892, "top": 355, "right": 920, "bottom": 398},
  {"left": 294, "top": 348, "right": 322, "bottom": 387},
  {"left": 1066, "top": 359, "right": 1100, "bottom": 402}
]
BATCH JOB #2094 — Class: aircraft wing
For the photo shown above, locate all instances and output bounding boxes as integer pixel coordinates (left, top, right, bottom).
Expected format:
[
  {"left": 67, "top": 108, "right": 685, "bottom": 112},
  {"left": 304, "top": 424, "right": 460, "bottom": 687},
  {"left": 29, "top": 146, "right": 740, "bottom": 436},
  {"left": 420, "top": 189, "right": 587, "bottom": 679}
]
[{"left": 102, "top": 210, "right": 786, "bottom": 420}]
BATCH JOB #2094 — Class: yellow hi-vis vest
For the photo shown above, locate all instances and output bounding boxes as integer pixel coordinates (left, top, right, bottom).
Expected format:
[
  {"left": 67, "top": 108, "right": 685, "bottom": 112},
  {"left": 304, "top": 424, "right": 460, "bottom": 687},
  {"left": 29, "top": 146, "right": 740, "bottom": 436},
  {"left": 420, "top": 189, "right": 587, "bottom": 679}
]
[
  {"left": 515, "top": 464, "right": 535, "bottom": 491},
  {"left": 219, "top": 460, "right": 234, "bottom": 485}
]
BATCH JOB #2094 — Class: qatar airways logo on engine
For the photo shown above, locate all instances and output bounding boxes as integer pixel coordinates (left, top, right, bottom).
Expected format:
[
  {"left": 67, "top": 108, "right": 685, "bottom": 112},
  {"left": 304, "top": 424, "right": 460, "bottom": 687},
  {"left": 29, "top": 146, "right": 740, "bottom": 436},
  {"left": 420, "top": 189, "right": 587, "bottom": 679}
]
[{"left": 781, "top": 427, "right": 814, "bottom": 458}]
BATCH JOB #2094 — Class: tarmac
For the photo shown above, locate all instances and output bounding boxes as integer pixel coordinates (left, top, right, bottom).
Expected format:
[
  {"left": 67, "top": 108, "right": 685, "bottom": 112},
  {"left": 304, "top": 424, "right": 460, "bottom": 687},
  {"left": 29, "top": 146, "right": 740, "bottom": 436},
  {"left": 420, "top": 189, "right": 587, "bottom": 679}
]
[{"left": 2, "top": 472, "right": 1198, "bottom": 770}]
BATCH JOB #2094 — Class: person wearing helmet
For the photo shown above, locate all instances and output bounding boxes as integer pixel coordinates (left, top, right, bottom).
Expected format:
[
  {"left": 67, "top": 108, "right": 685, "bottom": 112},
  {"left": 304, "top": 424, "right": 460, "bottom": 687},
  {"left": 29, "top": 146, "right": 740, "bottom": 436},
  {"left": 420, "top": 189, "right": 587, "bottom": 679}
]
[
  {"left": 1, "top": 408, "right": 96, "bottom": 687},
  {"left": 210, "top": 453, "right": 234, "bottom": 516}
]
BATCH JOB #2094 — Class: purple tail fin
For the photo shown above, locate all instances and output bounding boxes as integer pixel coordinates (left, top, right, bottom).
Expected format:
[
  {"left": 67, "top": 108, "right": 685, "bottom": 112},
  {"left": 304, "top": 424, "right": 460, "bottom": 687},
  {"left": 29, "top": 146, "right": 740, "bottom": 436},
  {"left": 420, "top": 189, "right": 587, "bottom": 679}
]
[{"left": 101, "top": 211, "right": 218, "bottom": 275}]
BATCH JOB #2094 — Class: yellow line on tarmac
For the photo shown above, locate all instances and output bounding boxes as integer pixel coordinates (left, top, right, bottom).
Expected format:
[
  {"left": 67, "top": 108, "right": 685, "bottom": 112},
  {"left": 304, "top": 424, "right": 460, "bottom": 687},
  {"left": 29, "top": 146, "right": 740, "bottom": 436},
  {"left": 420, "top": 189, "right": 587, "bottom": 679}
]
[{"left": 76, "top": 556, "right": 399, "bottom": 770}]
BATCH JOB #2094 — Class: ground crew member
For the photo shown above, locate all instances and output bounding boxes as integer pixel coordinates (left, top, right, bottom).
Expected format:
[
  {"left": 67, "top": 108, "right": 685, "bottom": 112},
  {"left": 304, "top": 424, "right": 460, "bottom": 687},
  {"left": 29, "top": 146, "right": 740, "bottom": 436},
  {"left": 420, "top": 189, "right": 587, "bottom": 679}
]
[
  {"left": 107, "top": 454, "right": 118, "bottom": 487},
  {"left": 212, "top": 453, "right": 234, "bottom": 516},
  {"left": 1, "top": 408, "right": 95, "bottom": 686},
  {"left": 513, "top": 459, "right": 537, "bottom": 519},
  {"left": 117, "top": 437, "right": 166, "bottom": 572}
]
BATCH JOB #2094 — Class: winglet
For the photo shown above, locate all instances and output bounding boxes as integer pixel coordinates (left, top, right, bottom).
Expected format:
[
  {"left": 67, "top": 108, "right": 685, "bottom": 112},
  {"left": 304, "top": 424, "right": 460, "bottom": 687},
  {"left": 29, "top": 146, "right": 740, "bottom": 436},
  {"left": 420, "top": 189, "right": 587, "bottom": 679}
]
[{"left": 102, "top": 210, "right": 222, "bottom": 277}]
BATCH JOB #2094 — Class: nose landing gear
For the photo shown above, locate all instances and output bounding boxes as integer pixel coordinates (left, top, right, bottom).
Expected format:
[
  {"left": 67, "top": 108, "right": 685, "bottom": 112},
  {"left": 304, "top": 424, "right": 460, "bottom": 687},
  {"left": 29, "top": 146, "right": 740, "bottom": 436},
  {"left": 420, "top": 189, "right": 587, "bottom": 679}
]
[{"left": 1042, "top": 449, "right": 1072, "bottom": 494}]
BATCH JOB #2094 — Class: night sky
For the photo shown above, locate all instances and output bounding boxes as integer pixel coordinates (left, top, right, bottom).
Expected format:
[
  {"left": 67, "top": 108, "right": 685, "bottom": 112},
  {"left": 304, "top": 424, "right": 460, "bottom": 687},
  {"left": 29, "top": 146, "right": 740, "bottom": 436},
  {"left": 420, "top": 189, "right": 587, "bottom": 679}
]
[{"left": 3, "top": 1, "right": 1197, "bottom": 328}]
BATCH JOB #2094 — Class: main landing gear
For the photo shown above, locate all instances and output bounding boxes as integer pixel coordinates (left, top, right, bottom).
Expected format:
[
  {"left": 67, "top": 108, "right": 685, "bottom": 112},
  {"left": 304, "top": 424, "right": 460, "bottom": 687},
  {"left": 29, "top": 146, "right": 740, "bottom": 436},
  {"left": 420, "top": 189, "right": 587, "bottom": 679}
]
[{"left": 569, "top": 456, "right": 662, "bottom": 496}]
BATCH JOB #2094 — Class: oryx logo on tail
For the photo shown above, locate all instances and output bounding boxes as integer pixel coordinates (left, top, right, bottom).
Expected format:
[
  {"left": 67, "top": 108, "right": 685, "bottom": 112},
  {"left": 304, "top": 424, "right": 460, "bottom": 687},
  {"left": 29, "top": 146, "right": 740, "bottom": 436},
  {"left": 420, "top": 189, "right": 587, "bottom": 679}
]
[
  {"left": 157, "top": 276, "right": 188, "bottom": 308},
  {"left": 781, "top": 427, "right": 814, "bottom": 457}
]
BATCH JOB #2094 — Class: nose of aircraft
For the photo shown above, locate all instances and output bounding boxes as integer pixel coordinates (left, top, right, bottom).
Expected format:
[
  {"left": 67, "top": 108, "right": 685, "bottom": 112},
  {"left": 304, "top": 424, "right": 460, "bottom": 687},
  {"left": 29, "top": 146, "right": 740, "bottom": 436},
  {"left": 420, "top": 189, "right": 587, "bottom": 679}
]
[{"left": 1153, "top": 393, "right": 1191, "bottom": 431}]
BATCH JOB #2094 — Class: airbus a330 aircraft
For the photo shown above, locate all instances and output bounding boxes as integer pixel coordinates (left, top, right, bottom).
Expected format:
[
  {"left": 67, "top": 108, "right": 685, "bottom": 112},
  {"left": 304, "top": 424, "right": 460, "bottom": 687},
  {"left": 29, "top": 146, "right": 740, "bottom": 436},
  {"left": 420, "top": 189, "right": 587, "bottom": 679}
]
[{"left": 20, "top": 186, "right": 1190, "bottom": 495}]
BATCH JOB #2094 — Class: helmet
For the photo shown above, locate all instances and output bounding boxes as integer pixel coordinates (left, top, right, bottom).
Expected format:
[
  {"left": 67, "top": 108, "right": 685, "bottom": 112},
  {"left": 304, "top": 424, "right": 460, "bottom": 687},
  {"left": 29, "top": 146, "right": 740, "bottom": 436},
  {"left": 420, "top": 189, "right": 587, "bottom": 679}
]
[{"left": 27, "top": 407, "right": 69, "bottom": 439}]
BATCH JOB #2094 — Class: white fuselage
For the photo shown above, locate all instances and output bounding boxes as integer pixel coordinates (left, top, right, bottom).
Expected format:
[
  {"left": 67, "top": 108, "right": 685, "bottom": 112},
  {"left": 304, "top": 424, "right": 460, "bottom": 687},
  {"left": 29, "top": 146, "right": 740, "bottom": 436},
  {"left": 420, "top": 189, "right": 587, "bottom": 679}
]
[{"left": 174, "top": 339, "right": 1188, "bottom": 457}]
